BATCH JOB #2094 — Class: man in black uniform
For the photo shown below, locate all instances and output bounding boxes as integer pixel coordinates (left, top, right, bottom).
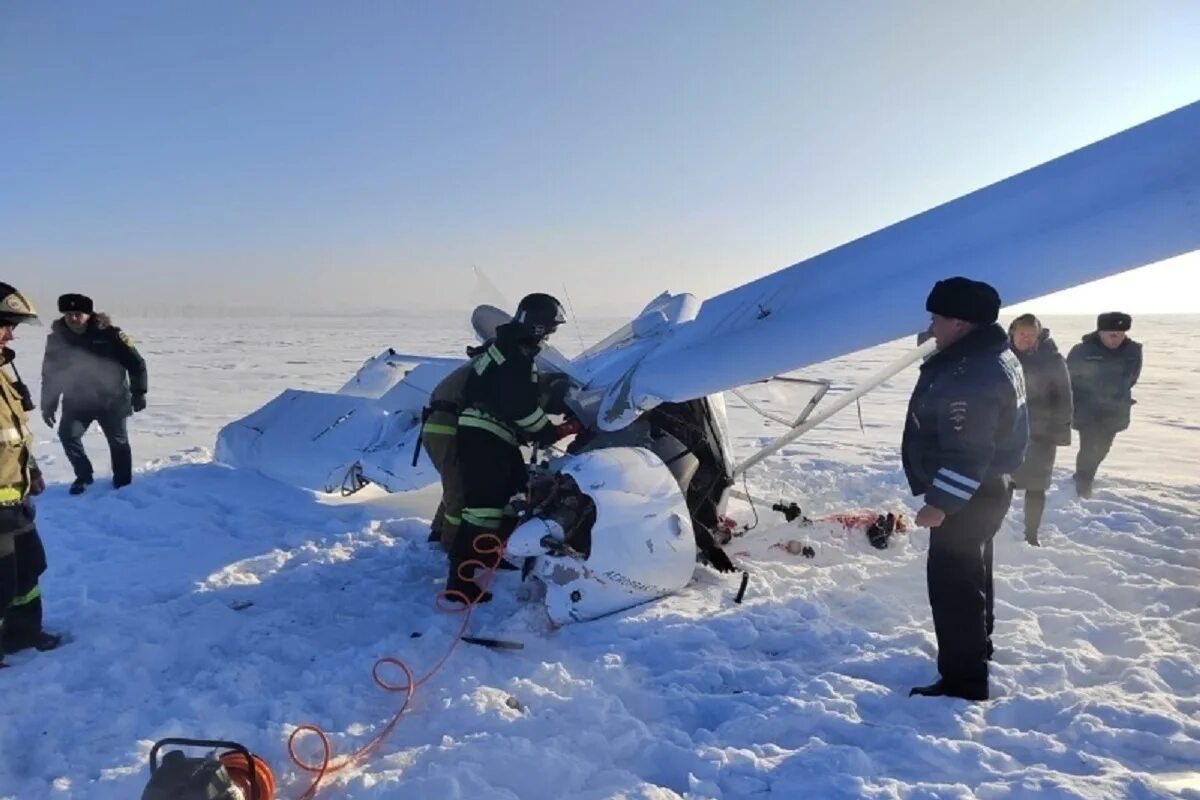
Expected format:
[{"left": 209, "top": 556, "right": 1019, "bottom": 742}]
[
  {"left": 903, "top": 277, "right": 1028, "bottom": 701},
  {"left": 1067, "top": 312, "right": 1142, "bottom": 498},
  {"left": 448, "top": 293, "right": 580, "bottom": 603},
  {"left": 40, "top": 294, "right": 148, "bottom": 494}
]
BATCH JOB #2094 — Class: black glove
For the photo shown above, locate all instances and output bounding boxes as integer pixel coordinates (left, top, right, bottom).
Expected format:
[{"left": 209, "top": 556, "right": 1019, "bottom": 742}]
[
  {"left": 705, "top": 546, "right": 737, "bottom": 573},
  {"left": 866, "top": 514, "right": 894, "bottom": 549},
  {"left": 132, "top": 394, "right": 147, "bottom": 413},
  {"left": 42, "top": 408, "right": 57, "bottom": 428}
]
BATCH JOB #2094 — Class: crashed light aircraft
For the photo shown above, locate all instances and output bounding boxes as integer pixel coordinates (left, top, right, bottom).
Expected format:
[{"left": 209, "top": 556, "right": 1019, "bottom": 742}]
[{"left": 218, "top": 100, "right": 1200, "bottom": 624}]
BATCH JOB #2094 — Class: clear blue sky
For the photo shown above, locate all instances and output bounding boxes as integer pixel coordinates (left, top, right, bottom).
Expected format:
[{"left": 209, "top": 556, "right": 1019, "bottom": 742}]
[{"left": 3, "top": 1, "right": 1199, "bottom": 315}]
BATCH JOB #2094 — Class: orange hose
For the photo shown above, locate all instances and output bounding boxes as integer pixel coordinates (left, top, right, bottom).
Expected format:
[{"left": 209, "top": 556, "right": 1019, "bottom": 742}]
[
  {"left": 286, "top": 533, "right": 506, "bottom": 799},
  {"left": 219, "top": 750, "right": 277, "bottom": 800}
]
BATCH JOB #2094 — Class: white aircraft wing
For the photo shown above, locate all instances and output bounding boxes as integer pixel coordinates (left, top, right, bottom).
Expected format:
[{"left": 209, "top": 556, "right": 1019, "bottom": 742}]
[
  {"left": 217, "top": 353, "right": 464, "bottom": 493},
  {"left": 595, "top": 99, "right": 1200, "bottom": 429},
  {"left": 338, "top": 350, "right": 465, "bottom": 398}
]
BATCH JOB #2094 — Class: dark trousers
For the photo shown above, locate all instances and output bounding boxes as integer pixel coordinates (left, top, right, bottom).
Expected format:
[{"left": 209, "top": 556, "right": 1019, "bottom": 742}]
[
  {"left": 1075, "top": 428, "right": 1118, "bottom": 484},
  {"left": 59, "top": 406, "right": 132, "bottom": 485},
  {"left": 927, "top": 478, "right": 1012, "bottom": 694},
  {"left": 1, "top": 526, "right": 48, "bottom": 648},
  {"left": 447, "top": 428, "right": 527, "bottom": 597},
  {"left": 1023, "top": 490, "right": 1046, "bottom": 543}
]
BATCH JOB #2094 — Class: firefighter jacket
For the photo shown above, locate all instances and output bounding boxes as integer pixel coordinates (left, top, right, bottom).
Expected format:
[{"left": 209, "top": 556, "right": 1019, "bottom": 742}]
[
  {"left": 0, "top": 352, "right": 38, "bottom": 536},
  {"left": 457, "top": 324, "right": 561, "bottom": 448}
]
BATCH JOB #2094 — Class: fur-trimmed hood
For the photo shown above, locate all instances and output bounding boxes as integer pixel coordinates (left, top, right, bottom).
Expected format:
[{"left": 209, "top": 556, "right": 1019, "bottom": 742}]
[{"left": 51, "top": 312, "right": 113, "bottom": 336}]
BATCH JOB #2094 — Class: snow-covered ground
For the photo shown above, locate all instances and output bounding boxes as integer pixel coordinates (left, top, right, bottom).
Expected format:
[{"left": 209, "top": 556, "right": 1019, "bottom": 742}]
[{"left": 3, "top": 312, "right": 1198, "bottom": 799}]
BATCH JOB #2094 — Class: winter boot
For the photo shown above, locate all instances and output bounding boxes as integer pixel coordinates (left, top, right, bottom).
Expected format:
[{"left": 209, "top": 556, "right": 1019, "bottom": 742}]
[
  {"left": 69, "top": 476, "right": 93, "bottom": 495},
  {"left": 909, "top": 679, "right": 988, "bottom": 702},
  {"left": 3, "top": 629, "right": 63, "bottom": 655},
  {"left": 444, "top": 574, "right": 493, "bottom": 606}
]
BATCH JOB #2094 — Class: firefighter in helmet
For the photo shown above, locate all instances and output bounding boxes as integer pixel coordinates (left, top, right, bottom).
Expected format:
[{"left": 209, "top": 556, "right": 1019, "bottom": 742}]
[
  {"left": 447, "top": 293, "right": 581, "bottom": 603},
  {"left": 0, "top": 283, "right": 61, "bottom": 663}
]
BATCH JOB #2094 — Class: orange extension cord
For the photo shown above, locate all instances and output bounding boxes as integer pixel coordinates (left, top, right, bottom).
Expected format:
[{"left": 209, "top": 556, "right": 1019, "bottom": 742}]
[
  {"left": 282, "top": 532, "right": 506, "bottom": 800},
  {"left": 219, "top": 750, "right": 278, "bottom": 800}
]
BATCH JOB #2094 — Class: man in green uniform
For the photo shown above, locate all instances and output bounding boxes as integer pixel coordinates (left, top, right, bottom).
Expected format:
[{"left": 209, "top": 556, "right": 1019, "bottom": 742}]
[{"left": 40, "top": 293, "right": 148, "bottom": 494}]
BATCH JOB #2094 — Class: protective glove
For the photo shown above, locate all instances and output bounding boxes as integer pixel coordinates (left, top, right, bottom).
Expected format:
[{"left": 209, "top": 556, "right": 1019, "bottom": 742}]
[
  {"left": 132, "top": 393, "right": 147, "bottom": 413},
  {"left": 29, "top": 471, "right": 45, "bottom": 497},
  {"left": 41, "top": 408, "right": 57, "bottom": 428},
  {"left": 555, "top": 418, "right": 583, "bottom": 439},
  {"left": 705, "top": 546, "right": 737, "bottom": 574}
]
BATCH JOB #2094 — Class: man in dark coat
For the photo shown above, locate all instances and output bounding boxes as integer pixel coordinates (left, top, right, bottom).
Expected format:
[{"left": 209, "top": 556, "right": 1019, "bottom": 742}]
[
  {"left": 1008, "top": 314, "right": 1072, "bottom": 545},
  {"left": 1067, "top": 312, "right": 1142, "bottom": 498},
  {"left": 40, "top": 294, "right": 148, "bottom": 494},
  {"left": 903, "top": 277, "right": 1028, "bottom": 702}
]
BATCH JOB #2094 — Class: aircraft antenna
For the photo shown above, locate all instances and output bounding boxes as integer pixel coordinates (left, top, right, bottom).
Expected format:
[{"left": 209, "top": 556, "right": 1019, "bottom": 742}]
[{"left": 562, "top": 283, "right": 586, "bottom": 355}]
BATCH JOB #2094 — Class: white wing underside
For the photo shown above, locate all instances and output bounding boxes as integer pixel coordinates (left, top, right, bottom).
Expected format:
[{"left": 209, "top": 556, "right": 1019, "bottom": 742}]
[
  {"left": 216, "top": 100, "right": 1200, "bottom": 488},
  {"left": 591, "top": 100, "right": 1200, "bottom": 428}
]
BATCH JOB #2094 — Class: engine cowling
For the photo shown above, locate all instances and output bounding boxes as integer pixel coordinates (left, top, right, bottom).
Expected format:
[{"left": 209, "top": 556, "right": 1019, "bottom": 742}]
[{"left": 507, "top": 447, "right": 696, "bottom": 625}]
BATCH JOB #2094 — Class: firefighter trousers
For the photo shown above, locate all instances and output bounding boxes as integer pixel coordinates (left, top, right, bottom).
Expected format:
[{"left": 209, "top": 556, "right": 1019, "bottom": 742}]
[
  {"left": 421, "top": 408, "right": 464, "bottom": 552},
  {"left": 446, "top": 427, "right": 527, "bottom": 600},
  {"left": 0, "top": 524, "right": 47, "bottom": 651}
]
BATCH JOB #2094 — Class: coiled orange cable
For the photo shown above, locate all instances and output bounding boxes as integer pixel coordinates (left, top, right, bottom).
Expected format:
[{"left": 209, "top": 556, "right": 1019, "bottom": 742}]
[
  {"left": 286, "top": 532, "right": 506, "bottom": 799},
  {"left": 219, "top": 750, "right": 278, "bottom": 800}
]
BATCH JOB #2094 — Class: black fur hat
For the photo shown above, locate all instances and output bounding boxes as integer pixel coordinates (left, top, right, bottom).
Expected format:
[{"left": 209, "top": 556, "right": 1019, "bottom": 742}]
[
  {"left": 925, "top": 277, "right": 1001, "bottom": 325},
  {"left": 1096, "top": 312, "right": 1132, "bottom": 332},
  {"left": 58, "top": 293, "right": 94, "bottom": 314}
]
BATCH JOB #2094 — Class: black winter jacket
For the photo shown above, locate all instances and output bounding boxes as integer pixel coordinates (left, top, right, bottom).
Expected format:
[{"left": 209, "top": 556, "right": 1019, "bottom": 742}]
[
  {"left": 1011, "top": 329, "right": 1072, "bottom": 445},
  {"left": 1067, "top": 333, "right": 1142, "bottom": 433},
  {"left": 902, "top": 324, "right": 1029, "bottom": 514},
  {"left": 40, "top": 314, "right": 148, "bottom": 415}
]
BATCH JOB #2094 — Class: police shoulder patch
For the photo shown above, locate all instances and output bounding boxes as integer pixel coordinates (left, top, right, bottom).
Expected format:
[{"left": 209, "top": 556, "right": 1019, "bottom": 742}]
[{"left": 947, "top": 400, "right": 968, "bottom": 431}]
